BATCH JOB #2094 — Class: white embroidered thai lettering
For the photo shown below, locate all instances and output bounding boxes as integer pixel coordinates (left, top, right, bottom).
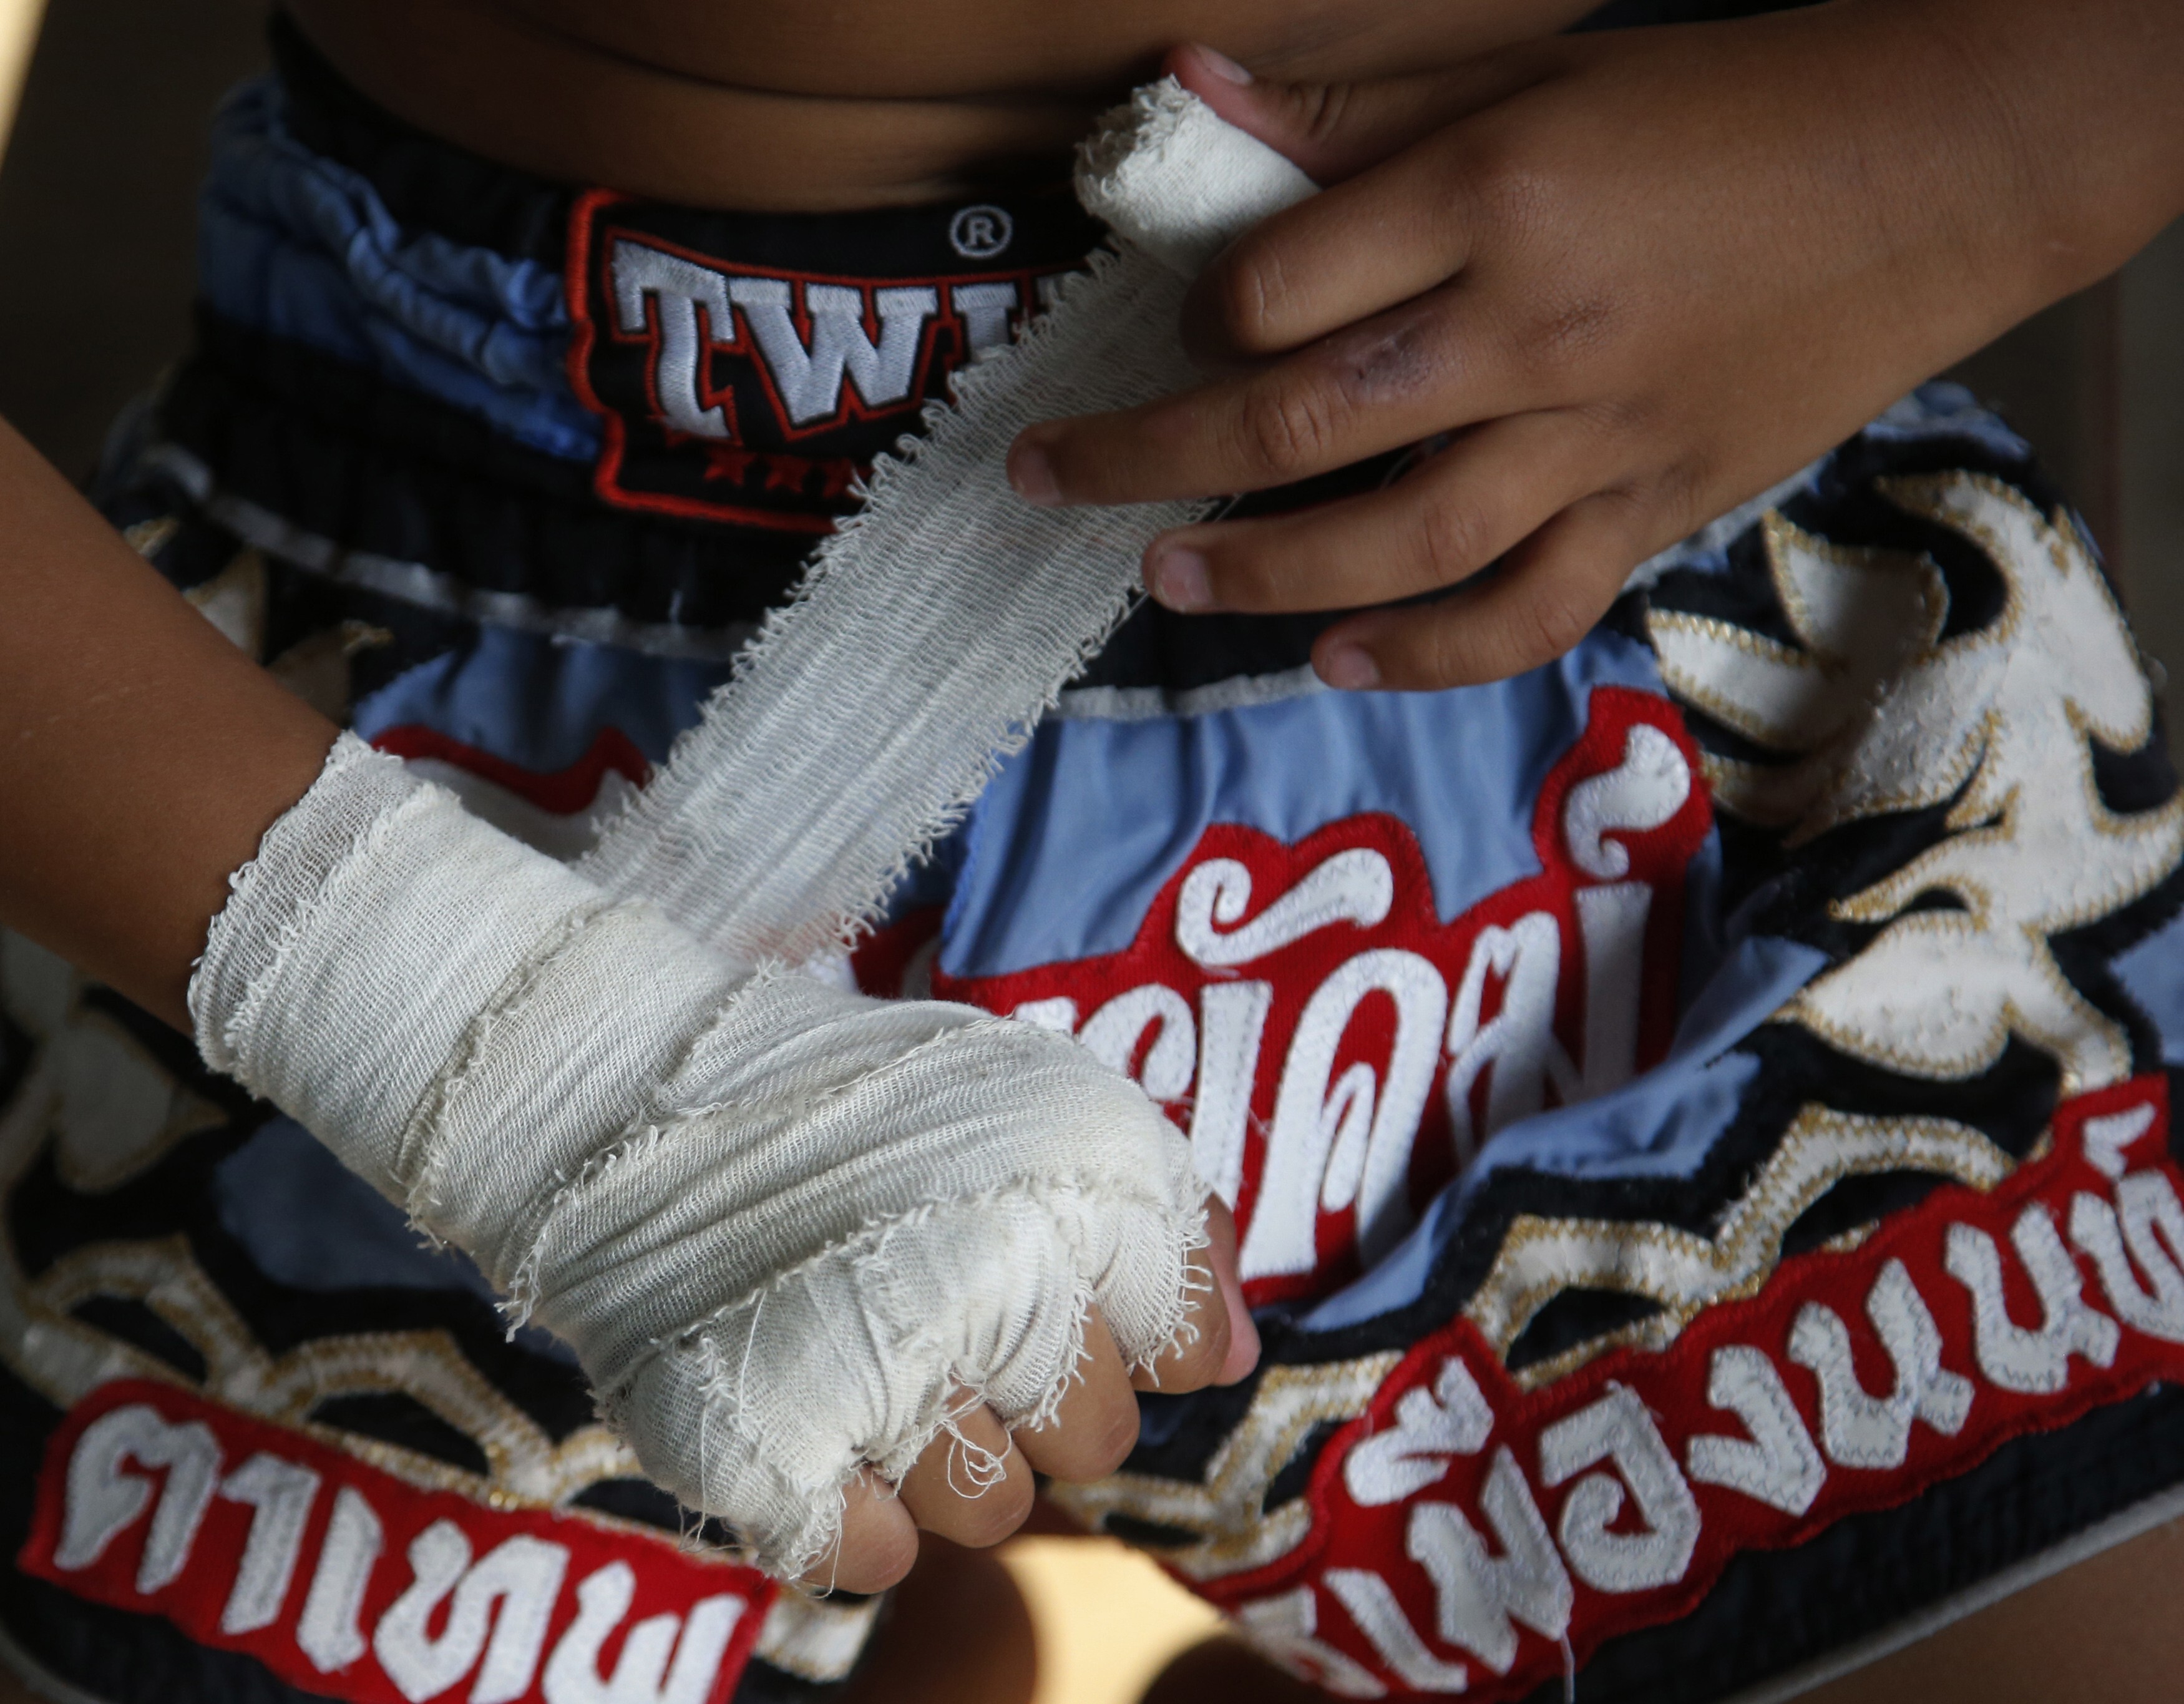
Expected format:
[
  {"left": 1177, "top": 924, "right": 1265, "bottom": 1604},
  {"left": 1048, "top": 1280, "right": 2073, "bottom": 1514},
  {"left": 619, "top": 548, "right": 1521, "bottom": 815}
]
[
  {"left": 1175, "top": 850, "right": 1395, "bottom": 969},
  {"left": 296, "top": 1486, "right": 383, "bottom": 1674},
  {"left": 1189, "top": 980, "right": 1274, "bottom": 1208},
  {"left": 1323, "top": 1569, "right": 1473, "bottom": 1693},
  {"left": 1242, "top": 949, "right": 1448, "bottom": 1280},
  {"left": 1788, "top": 1258, "right": 1972, "bottom": 1469},
  {"left": 2083, "top": 1103, "right": 2159, "bottom": 1179},
  {"left": 1406, "top": 1447, "right": 1573, "bottom": 1674},
  {"left": 1008, "top": 996, "right": 1078, "bottom": 1034},
  {"left": 217, "top": 1453, "right": 323, "bottom": 1636},
  {"left": 1079, "top": 984, "right": 1197, "bottom": 1102},
  {"left": 1445, "top": 915, "right": 1573, "bottom": 1165},
  {"left": 1344, "top": 1358, "right": 1494, "bottom": 1508},
  {"left": 1563, "top": 723, "right": 1692, "bottom": 879},
  {"left": 1944, "top": 1205, "right": 2120, "bottom": 1393},
  {"left": 542, "top": 1562, "right": 743, "bottom": 1704},
  {"left": 54, "top": 1402, "right": 222, "bottom": 1593},
  {"left": 2071, "top": 1171, "right": 2184, "bottom": 1341},
  {"left": 1231, "top": 1587, "right": 1388, "bottom": 1700},
  {"left": 1537, "top": 1384, "right": 1701, "bottom": 1594},
  {"left": 1684, "top": 1344, "right": 1825, "bottom": 1517}
]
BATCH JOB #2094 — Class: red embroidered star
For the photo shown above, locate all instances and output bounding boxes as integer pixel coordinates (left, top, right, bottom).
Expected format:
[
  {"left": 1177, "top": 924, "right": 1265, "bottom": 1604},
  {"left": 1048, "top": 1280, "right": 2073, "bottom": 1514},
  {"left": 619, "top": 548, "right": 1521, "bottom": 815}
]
[
  {"left": 816, "top": 460, "right": 862, "bottom": 501},
  {"left": 700, "top": 444, "right": 758, "bottom": 486}
]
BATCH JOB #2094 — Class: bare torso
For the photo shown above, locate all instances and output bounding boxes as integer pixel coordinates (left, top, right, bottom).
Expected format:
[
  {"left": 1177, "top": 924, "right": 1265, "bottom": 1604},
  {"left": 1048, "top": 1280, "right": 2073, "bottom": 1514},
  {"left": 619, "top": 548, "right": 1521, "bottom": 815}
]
[{"left": 284, "top": 0, "right": 1597, "bottom": 208}]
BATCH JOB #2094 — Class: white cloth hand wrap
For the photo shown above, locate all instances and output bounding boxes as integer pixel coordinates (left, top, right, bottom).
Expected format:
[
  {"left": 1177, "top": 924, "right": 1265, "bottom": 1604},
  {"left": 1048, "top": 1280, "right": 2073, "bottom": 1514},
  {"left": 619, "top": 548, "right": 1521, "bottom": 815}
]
[
  {"left": 580, "top": 82, "right": 1315, "bottom": 967},
  {"left": 189, "top": 87, "right": 1310, "bottom": 1579},
  {"left": 193, "top": 737, "right": 1203, "bottom": 1576}
]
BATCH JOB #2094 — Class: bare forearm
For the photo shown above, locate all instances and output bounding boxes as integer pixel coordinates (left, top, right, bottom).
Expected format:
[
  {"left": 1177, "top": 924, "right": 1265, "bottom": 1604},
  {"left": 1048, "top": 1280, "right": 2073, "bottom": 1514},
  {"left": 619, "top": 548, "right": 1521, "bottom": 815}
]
[
  {"left": 0, "top": 418, "right": 336, "bottom": 1029},
  {"left": 1891, "top": 0, "right": 2184, "bottom": 313}
]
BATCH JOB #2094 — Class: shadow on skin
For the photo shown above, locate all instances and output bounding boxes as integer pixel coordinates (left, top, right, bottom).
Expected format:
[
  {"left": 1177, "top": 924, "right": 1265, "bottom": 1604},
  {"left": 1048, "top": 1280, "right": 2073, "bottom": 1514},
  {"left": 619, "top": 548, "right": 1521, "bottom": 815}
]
[{"left": 839, "top": 1534, "right": 1039, "bottom": 1704}]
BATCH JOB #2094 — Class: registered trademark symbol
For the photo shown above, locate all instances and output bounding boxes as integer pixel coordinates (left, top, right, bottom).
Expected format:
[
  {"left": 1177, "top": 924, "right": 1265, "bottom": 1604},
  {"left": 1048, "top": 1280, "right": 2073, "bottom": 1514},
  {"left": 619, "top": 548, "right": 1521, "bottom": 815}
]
[{"left": 948, "top": 204, "right": 1015, "bottom": 261}]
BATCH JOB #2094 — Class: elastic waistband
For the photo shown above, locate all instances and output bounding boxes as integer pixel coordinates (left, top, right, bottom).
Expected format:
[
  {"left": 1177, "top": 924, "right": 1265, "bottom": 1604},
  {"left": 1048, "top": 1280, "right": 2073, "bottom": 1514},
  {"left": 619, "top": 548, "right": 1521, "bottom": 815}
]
[
  {"left": 192, "top": 18, "right": 1106, "bottom": 538},
  {"left": 155, "top": 20, "right": 1421, "bottom": 683}
]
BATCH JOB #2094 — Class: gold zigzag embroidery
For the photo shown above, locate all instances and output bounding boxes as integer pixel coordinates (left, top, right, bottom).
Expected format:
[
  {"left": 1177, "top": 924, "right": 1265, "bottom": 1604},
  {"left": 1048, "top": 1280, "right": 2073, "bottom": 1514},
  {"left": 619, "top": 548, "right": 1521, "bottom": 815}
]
[
  {"left": 1466, "top": 1105, "right": 2014, "bottom": 1389},
  {"left": 0, "top": 1010, "right": 875, "bottom": 1680},
  {"left": 1046, "top": 1353, "right": 1401, "bottom": 1584}
]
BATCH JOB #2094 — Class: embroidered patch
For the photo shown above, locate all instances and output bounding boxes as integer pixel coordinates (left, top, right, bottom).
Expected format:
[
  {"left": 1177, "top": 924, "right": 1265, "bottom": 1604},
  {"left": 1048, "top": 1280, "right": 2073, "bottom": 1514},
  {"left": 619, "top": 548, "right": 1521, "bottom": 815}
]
[
  {"left": 1201, "top": 1077, "right": 2184, "bottom": 1700},
  {"left": 565, "top": 191, "right": 1088, "bottom": 528},
  {"left": 20, "top": 1380, "right": 775, "bottom": 1704},
  {"left": 927, "top": 687, "right": 1712, "bottom": 1306},
  {"left": 1650, "top": 471, "right": 2184, "bottom": 1098}
]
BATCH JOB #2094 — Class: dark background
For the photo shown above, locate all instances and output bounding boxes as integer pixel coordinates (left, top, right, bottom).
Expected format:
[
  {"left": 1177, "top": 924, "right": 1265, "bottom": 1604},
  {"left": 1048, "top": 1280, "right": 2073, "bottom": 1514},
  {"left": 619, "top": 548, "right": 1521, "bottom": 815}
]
[{"left": 0, "top": 0, "right": 2178, "bottom": 678}]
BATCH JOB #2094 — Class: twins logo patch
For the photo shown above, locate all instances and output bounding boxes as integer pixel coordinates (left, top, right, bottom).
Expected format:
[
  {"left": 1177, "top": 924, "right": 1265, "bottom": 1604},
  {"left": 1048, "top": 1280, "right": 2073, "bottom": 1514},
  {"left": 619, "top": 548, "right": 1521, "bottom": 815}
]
[
  {"left": 1205, "top": 1077, "right": 2184, "bottom": 1699},
  {"left": 19, "top": 1382, "right": 774, "bottom": 1704},
  {"left": 930, "top": 688, "right": 1712, "bottom": 1307},
  {"left": 566, "top": 191, "right": 1083, "bottom": 529}
]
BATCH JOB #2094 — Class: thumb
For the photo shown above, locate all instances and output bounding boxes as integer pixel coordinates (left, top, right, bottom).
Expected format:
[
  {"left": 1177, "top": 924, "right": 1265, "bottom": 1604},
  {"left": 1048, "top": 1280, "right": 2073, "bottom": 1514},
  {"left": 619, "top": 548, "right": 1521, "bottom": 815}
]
[{"left": 1167, "top": 41, "right": 1548, "bottom": 184}]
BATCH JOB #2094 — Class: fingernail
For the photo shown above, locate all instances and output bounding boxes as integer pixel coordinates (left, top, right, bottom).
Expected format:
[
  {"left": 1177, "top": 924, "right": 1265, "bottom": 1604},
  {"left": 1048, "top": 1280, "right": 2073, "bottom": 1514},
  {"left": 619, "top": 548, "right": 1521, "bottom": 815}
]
[
  {"left": 1194, "top": 46, "right": 1253, "bottom": 85},
  {"left": 1009, "top": 442, "right": 1062, "bottom": 507},
  {"left": 1320, "top": 644, "right": 1380, "bottom": 691},
  {"left": 1150, "top": 547, "right": 1216, "bottom": 612}
]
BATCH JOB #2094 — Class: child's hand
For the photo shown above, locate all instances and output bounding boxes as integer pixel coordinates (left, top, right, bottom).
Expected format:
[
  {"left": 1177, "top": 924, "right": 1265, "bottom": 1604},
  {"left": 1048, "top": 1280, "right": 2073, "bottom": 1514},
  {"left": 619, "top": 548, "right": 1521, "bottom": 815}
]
[
  {"left": 817, "top": 1199, "right": 1257, "bottom": 1594},
  {"left": 1009, "top": 1, "right": 2181, "bottom": 691}
]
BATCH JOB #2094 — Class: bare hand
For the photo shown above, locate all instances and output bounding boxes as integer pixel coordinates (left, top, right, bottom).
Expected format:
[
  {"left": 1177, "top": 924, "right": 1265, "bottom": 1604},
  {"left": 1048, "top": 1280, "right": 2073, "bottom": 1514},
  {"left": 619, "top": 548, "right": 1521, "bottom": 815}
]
[{"left": 1009, "top": 2, "right": 2182, "bottom": 691}]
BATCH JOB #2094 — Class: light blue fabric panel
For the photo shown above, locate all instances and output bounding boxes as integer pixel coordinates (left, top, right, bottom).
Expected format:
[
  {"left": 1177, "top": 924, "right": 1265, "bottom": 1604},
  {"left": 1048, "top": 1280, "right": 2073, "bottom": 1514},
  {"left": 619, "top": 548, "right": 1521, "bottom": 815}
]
[
  {"left": 213, "top": 1119, "right": 578, "bottom": 1365},
  {"left": 197, "top": 81, "right": 601, "bottom": 461},
  {"left": 1299, "top": 933, "right": 1828, "bottom": 1331},
  {"left": 940, "top": 627, "right": 1667, "bottom": 980},
  {"left": 350, "top": 626, "right": 733, "bottom": 771},
  {"left": 2115, "top": 906, "right": 2184, "bottom": 1067}
]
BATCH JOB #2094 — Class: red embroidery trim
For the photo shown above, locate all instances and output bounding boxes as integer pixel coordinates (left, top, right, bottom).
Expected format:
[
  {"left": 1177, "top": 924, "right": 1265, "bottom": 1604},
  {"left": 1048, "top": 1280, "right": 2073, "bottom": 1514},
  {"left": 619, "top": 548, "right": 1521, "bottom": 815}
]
[
  {"left": 565, "top": 192, "right": 1053, "bottom": 527},
  {"left": 929, "top": 687, "right": 1712, "bottom": 1308},
  {"left": 565, "top": 189, "right": 836, "bottom": 533},
  {"left": 369, "top": 725, "right": 651, "bottom": 818},
  {"left": 1211, "top": 1077, "right": 2184, "bottom": 1699},
  {"left": 20, "top": 1381, "right": 774, "bottom": 1704}
]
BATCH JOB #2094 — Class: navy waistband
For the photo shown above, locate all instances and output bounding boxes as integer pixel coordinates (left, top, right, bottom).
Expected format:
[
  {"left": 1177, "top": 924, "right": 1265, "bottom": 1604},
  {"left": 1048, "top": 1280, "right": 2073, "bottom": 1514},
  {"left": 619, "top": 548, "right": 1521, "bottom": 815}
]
[{"left": 148, "top": 24, "right": 1378, "bottom": 676}]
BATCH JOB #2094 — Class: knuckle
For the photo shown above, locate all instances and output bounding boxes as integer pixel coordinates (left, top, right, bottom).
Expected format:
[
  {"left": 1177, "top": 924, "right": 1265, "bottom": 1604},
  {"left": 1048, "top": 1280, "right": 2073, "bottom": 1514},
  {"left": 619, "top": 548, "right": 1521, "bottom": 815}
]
[
  {"left": 1213, "top": 236, "right": 1292, "bottom": 354},
  {"left": 1631, "top": 462, "right": 1705, "bottom": 544},
  {"left": 1463, "top": 136, "right": 1559, "bottom": 243},
  {"left": 1524, "top": 293, "right": 1617, "bottom": 375},
  {"left": 1068, "top": 1397, "right": 1143, "bottom": 1481},
  {"left": 1233, "top": 383, "right": 1340, "bottom": 483},
  {"left": 1411, "top": 497, "right": 1498, "bottom": 590},
  {"left": 1418, "top": 619, "right": 1478, "bottom": 692},
  {"left": 1291, "top": 79, "right": 1355, "bottom": 151},
  {"left": 1513, "top": 582, "right": 1599, "bottom": 668},
  {"left": 1165, "top": 1318, "right": 1229, "bottom": 1390},
  {"left": 826, "top": 1521, "right": 915, "bottom": 1592}
]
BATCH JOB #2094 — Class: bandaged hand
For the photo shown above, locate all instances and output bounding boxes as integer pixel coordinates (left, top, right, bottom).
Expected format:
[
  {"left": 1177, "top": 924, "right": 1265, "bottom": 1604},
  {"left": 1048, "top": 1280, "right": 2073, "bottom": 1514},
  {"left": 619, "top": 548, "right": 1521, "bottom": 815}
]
[
  {"left": 190, "top": 735, "right": 1244, "bottom": 1590},
  {"left": 1009, "top": 2, "right": 2184, "bottom": 691}
]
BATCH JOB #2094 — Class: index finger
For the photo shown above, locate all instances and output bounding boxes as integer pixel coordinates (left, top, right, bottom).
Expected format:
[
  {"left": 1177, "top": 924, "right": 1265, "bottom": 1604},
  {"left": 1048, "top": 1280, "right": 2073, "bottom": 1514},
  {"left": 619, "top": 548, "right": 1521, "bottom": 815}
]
[
  {"left": 1179, "top": 120, "right": 1477, "bottom": 367},
  {"left": 1010, "top": 283, "right": 1522, "bottom": 509}
]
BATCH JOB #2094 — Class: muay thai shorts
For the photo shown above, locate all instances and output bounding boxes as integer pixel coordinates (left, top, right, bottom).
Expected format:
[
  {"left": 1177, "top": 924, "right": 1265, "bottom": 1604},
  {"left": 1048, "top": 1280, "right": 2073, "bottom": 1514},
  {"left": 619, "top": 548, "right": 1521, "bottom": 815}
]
[{"left": 5, "top": 16, "right": 2183, "bottom": 1704}]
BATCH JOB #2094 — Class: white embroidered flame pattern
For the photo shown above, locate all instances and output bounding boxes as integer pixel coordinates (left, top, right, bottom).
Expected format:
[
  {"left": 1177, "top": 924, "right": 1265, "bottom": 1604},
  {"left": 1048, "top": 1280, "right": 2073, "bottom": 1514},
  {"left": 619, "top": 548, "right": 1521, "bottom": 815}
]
[{"left": 1650, "top": 472, "right": 2184, "bottom": 1094}]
